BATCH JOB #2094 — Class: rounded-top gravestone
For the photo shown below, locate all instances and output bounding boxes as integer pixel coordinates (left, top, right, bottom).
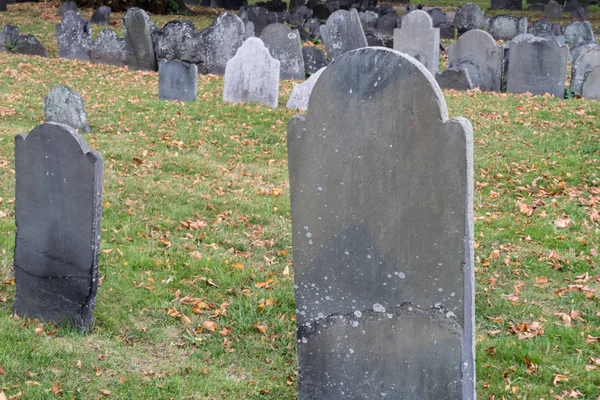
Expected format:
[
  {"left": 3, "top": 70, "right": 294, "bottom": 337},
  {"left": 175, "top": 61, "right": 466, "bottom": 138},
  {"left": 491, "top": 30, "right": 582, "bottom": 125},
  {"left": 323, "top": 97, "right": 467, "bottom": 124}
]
[{"left": 44, "top": 86, "right": 90, "bottom": 133}]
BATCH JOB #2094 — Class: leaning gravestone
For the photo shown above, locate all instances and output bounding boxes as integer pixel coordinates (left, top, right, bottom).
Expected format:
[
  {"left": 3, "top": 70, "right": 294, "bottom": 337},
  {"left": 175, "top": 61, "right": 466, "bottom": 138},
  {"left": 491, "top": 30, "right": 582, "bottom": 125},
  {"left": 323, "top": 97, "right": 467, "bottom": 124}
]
[
  {"left": 286, "top": 67, "right": 325, "bottom": 110},
  {"left": 506, "top": 36, "right": 568, "bottom": 97},
  {"left": 394, "top": 10, "right": 439, "bottom": 74},
  {"left": 91, "top": 28, "right": 126, "bottom": 66},
  {"left": 570, "top": 43, "right": 600, "bottom": 94},
  {"left": 303, "top": 46, "right": 328, "bottom": 74},
  {"left": 287, "top": 47, "right": 475, "bottom": 399},
  {"left": 261, "top": 23, "right": 305, "bottom": 80},
  {"left": 123, "top": 7, "right": 157, "bottom": 71},
  {"left": 581, "top": 65, "right": 600, "bottom": 99},
  {"left": 562, "top": 21, "right": 595, "bottom": 48},
  {"left": 223, "top": 37, "right": 280, "bottom": 108},
  {"left": 320, "top": 9, "right": 368, "bottom": 61},
  {"left": 13, "top": 122, "right": 102, "bottom": 331},
  {"left": 454, "top": 2, "right": 484, "bottom": 34},
  {"left": 91, "top": 6, "right": 110, "bottom": 26},
  {"left": 359, "top": 10, "right": 378, "bottom": 29},
  {"left": 448, "top": 29, "right": 503, "bottom": 91},
  {"left": 55, "top": 10, "right": 92, "bottom": 61},
  {"left": 544, "top": 0, "right": 563, "bottom": 19},
  {"left": 436, "top": 68, "right": 475, "bottom": 90},
  {"left": 564, "top": 0, "right": 582, "bottom": 12},
  {"left": 485, "top": 15, "right": 526, "bottom": 41},
  {"left": 198, "top": 12, "right": 247, "bottom": 75},
  {"left": 44, "top": 86, "right": 90, "bottom": 133},
  {"left": 158, "top": 59, "right": 198, "bottom": 101},
  {"left": 14, "top": 35, "right": 48, "bottom": 57}
]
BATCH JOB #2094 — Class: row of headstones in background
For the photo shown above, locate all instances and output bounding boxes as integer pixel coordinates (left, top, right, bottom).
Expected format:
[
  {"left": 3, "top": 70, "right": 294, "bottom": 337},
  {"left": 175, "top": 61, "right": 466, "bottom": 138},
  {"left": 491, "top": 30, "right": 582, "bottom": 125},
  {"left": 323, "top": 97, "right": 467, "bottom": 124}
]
[
  {"left": 0, "top": 25, "right": 48, "bottom": 57},
  {"left": 544, "top": 0, "right": 589, "bottom": 20},
  {"left": 58, "top": 1, "right": 111, "bottom": 25}
]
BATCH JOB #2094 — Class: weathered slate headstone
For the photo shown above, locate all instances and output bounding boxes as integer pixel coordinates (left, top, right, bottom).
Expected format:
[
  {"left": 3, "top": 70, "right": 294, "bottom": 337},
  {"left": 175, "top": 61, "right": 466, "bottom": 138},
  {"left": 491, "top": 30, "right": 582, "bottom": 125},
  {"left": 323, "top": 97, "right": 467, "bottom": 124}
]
[
  {"left": 286, "top": 66, "right": 325, "bottom": 110},
  {"left": 58, "top": 1, "right": 77, "bottom": 18},
  {"left": 305, "top": 18, "right": 322, "bottom": 40},
  {"left": 91, "top": 6, "right": 110, "bottom": 26},
  {"left": 562, "top": 21, "right": 595, "bottom": 48},
  {"left": 123, "top": 7, "right": 157, "bottom": 71},
  {"left": 359, "top": 10, "right": 378, "bottom": 29},
  {"left": 364, "top": 28, "right": 384, "bottom": 46},
  {"left": 544, "top": 0, "right": 562, "bottom": 19},
  {"left": 240, "top": 5, "right": 278, "bottom": 36},
  {"left": 570, "top": 7, "right": 589, "bottom": 21},
  {"left": 506, "top": 36, "right": 568, "bottom": 97},
  {"left": 223, "top": 37, "right": 280, "bottom": 108},
  {"left": 394, "top": 10, "right": 439, "bottom": 74},
  {"left": 292, "top": 5, "right": 313, "bottom": 26},
  {"left": 570, "top": 43, "right": 600, "bottom": 94},
  {"left": 14, "top": 122, "right": 102, "bottom": 331},
  {"left": 485, "top": 15, "right": 526, "bottom": 41},
  {"left": 528, "top": 18, "right": 561, "bottom": 38},
  {"left": 44, "top": 86, "right": 90, "bottom": 133},
  {"left": 0, "top": 25, "right": 19, "bottom": 52},
  {"left": 14, "top": 35, "right": 48, "bottom": 57},
  {"left": 581, "top": 65, "right": 600, "bottom": 99},
  {"left": 287, "top": 47, "right": 475, "bottom": 399},
  {"left": 302, "top": 46, "right": 328, "bottom": 74},
  {"left": 428, "top": 8, "right": 447, "bottom": 27},
  {"left": 448, "top": 29, "right": 503, "bottom": 91},
  {"left": 91, "top": 28, "right": 126, "bottom": 66},
  {"left": 152, "top": 20, "right": 201, "bottom": 66},
  {"left": 436, "top": 68, "right": 475, "bottom": 90},
  {"left": 320, "top": 9, "right": 368, "bottom": 61},
  {"left": 158, "top": 59, "right": 198, "bottom": 101},
  {"left": 454, "top": 2, "right": 484, "bottom": 34},
  {"left": 376, "top": 13, "right": 397, "bottom": 35},
  {"left": 260, "top": 23, "right": 305, "bottom": 80},
  {"left": 55, "top": 10, "right": 92, "bottom": 61},
  {"left": 564, "top": 0, "right": 582, "bottom": 12},
  {"left": 198, "top": 12, "right": 246, "bottom": 75}
]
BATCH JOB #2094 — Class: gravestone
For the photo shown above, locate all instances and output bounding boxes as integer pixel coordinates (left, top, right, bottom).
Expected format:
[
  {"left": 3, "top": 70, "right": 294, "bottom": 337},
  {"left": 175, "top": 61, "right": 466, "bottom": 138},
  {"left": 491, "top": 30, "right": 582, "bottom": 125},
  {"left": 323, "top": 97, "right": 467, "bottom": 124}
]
[
  {"left": 454, "top": 3, "right": 484, "bottom": 34},
  {"left": 376, "top": 13, "right": 397, "bottom": 35},
  {"left": 528, "top": 18, "right": 561, "bottom": 37},
  {"left": 303, "top": 46, "right": 328, "bottom": 74},
  {"left": 320, "top": 9, "right": 368, "bottom": 61},
  {"left": 123, "top": 7, "right": 157, "bottom": 71},
  {"left": 198, "top": 12, "right": 246, "bottom": 75},
  {"left": 44, "top": 86, "right": 90, "bottom": 133},
  {"left": 506, "top": 36, "right": 568, "bottom": 97},
  {"left": 544, "top": 0, "right": 562, "bottom": 19},
  {"left": 428, "top": 8, "right": 447, "bottom": 27},
  {"left": 564, "top": 0, "right": 582, "bottom": 12},
  {"left": 529, "top": 3, "right": 546, "bottom": 11},
  {"left": 240, "top": 5, "right": 278, "bottom": 36},
  {"left": 158, "top": 59, "right": 198, "bottom": 101},
  {"left": 91, "top": 28, "right": 126, "bottom": 66},
  {"left": 261, "top": 23, "right": 305, "bottom": 80},
  {"left": 305, "top": 18, "right": 322, "bottom": 39},
  {"left": 287, "top": 47, "right": 475, "bottom": 399},
  {"left": 13, "top": 122, "right": 102, "bottom": 331},
  {"left": 286, "top": 66, "right": 325, "bottom": 110},
  {"left": 152, "top": 21, "right": 201, "bottom": 66},
  {"left": 58, "top": 1, "right": 77, "bottom": 18},
  {"left": 562, "top": 21, "right": 594, "bottom": 48},
  {"left": 570, "top": 7, "right": 589, "bottom": 21},
  {"left": 490, "top": 0, "right": 522, "bottom": 9},
  {"left": 359, "top": 10, "right": 378, "bottom": 29},
  {"left": 394, "top": 10, "right": 439, "bottom": 74},
  {"left": 291, "top": 5, "right": 313, "bottom": 26},
  {"left": 570, "top": 43, "right": 600, "bottom": 94},
  {"left": 245, "top": 21, "right": 255, "bottom": 39},
  {"left": 91, "top": 6, "right": 110, "bottom": 26},
  {"left": 581, "top": 65, "right": 600, "bottom": 99},
  {"left": 436, "top": 68, "right": 474, "bottom": 90},
  {"left": 364, "top": 28, "right": 384, "bottom": 46},
  {"left": 55, "top": 10, "right": 92, "bottom": 61},
  {"left": 0, "top": 25, "right": 19, "bottom": 52},
  {"left": 448, "top": 29, "right": 503, "bottom": 91},
  {"left": 440, "top": 23, "right": 457, "bottom": 39},
  {"left": 223, "top": 37, "right": 280, "bottom": 108},
  {"left": 14, "top": 35, "right": 48, "bottom": 57},
  {"left": 485, "top": 15, "right": 526, "bottom": 41}
]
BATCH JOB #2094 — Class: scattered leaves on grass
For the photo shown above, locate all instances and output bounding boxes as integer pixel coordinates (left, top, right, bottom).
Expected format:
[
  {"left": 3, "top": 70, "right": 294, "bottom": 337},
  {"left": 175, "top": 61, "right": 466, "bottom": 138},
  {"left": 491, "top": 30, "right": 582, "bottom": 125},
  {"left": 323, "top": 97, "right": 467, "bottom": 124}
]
[{"left": 509, "top": 321, "right": 544, "bottom": 340}]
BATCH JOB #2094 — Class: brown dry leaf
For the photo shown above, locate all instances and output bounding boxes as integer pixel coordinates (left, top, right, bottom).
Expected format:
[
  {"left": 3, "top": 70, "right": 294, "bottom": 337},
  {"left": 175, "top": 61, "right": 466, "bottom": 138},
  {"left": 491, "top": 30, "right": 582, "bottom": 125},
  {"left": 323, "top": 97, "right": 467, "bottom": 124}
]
[
  {"left": 554, "top": 215, "right": 572, "bottom": 229},
  {"left": 8, "top": 392, "right": 21, "bottom": 400},
  {"left": 586, "top": 335, "right": 599, "bottom": 344},
  {"left": 490, "top": 249, "right": 500, "bottom": 259},
  {"left": 180, "top": 315, "right": 192, "bottom": 325},
  {"left": 219, "top": 327, "right": 231, "bottom": 336},
  {"left": 555, "top": 285, "right": 595, "bottom": 297},
  {"left": 52, "top": 383, "right": 62, "bottom": 395},
  {"left": 254, "top": 323, "right": 268, "bottom": 334},
  {"left": 509, "top": 321, "right": 544, "bottom": 340},
  {"left": 203, "top": 320, "right": 217, "bottom": 332},
  {"left": 553, "top": 374, "right": 568, "bottom": 386},
  {"left": 516, "top": 201, "right": 534, "bottom": 216},
  {"left": 76, "top": 360, "right": 82, "bottom": 369},
  {"left": 555, "top": 312, "right": 572, "bottom": 327},
  {"left": 192, "top": 302, "right": 208, "bottom": 314},
  {"left": 98, "top": 389, "right": 111, "bottom": 396},
  {"left": 232, "top": 262, "right": 244, "bottom": 271},
  {"left": 189, "top": 251, "right": 202, "bottom": 260},
  {"left": 282, "top": 265, "right": 290, "bottom": 276},
  {"left": 536, "top": 276, "right": 548, "bottom": 284}
]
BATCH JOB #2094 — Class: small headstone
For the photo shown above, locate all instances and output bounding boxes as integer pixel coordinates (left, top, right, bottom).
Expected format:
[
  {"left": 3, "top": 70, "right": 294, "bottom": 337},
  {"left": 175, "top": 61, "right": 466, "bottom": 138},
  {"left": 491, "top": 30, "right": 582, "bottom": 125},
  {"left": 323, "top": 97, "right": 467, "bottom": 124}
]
[
  {"left": 91, "top": 6, "right": 111, "bottom": 26},
  {"left": 364, "top": 27, "right": 384, "bottom": 46},
  {"left": 376, "top": 13, "right": 397, "bottom": 35},
  {"left": 123, "top": 7, "right": 158, "bottom": 71},
  {"left": 506, "top": 36, "right": 568, "bottom": 97},
  {"left": 439, "top": 23, "right": 456, "bottom": 39},
  {"left": 240, "top": 5, "right": 278, "bottom": 36},
  {"left": 570, "top": 7, "right": 589, "bottom": 20},
  {"left": 260, "top": 23, "right": 305, "bottom": 80},
  {"left": 286, "top": 66, "right": 325, "bottom": 110},
  {"left": 449, "top": 29, "right": 502, "bottom": 91},
  {"left": 581, "top": 65, "right": 600, "bottom": 99},
  {"left": 490, "top": 0, "right": 523, "bottom": 9},
  {"left": 528, "top": 18, "right": 562, "bottom": 38},
  {"left": 570, "top": 43, "right": 600, "bottom": 94},
  {"left": 394, "top": 10, "right": 439, "bottom": 74},
  {"left": 45, "top": 86, "right": 90, "bottom": 132},
  {"left": 302, "top": 46, "right": 328, "bottom": 74},
  {"left": 91, "top": 28, "right": 126, "bottom": 66},
  {"left": 287, "top": 47, "right": 475, "bottom": 399},
  {"left": 0, "top": 25, "right": 20, "bottom": 52},
  {"left": 564, "top": 0, "right": 582, "bottom": 12},
  {"left": 13, "top": 34, "right": 48, "bottom": 57},
  {"left": 562, "top": 21, "right": 595, "bottom": 48},
  {"left": 544, "top": 0, "right": 562, "bottom": 19},
  {"left": 485, "top": 15, "right": 526, "bottom": 41},
  {"left": 320, "top": 9, "right": 368, "bottom": 61},
  {"left": 428, "top": 8, "right": 447, "bottom": 27},
  {"left": 58, "top": 1, "right": 77, "bottom": 18},
  {"left": 198, "top": 12, "right": 246, "bottom": 75},
  {"left": 14, "top": 123, "right": 102, "bottom": 331},
  {"left": 158, "top": 59, "right": 198, "bottom": 101},
  {"left": 436, "top": 68, "right": 474, "bottom": 90},
  {"left": 454, "top": 3, "right": 484, "bottom": 34},
  {"left": 359, "top": 10, "right": 378, "bottom": 29},
  {"left": 291, "top": 5, "right": 313, "bottom": 26},
  {"left": 223, "top": 37, "right": 280, "bottom": 108},
  {"left": 152, "top": 21, "right": 201, "bottom": 66},
  {"left": 55, "top": 10, "right": 92, "bottom": 61}
]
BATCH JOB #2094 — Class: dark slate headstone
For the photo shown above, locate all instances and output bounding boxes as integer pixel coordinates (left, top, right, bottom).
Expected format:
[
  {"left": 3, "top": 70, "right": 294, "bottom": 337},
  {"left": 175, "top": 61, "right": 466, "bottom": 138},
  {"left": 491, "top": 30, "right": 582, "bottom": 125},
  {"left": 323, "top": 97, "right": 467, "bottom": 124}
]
[
  {"left": 14, "top": 122, "right": 102, "bottom": 331},
  {"left": 210, "top": 0, "right": 247, "bottom": 10},
  {"left": 13, "top": 34, "right": 48, "bottom": 57},
  {"left": 544, "top": 0, "right": 562, "bottom": 19},
  {"left": 261, "top": 23, "right": 305, "bottom": 80},
  {"left": 581, "top": 65, "right": 600, "bottom": 99},
  {"left": 44, "top": 86, "right": 90, "bottom": 132},
  {"left": 564, "top": 0, "right": 582, "bottom": 12},
  {"left": 359, "top": 10, "right": 378, "bottom": 29},
  {"left": 0, "top": 0, "right": 7, "bottom": 12},
  {"left": 55, "top": 10, "right": 92, "bottom": 61},
  {"left": 302, "top": 45, "right": 328, "bottom": 73},
  {"left": 454, "top": 2, "right": 484, "bottom": 34},
  {"left": 198, "top": 12, "right": 247, "bottom": 75},
  {"left": 364, "top": 27, "right": 384, "bottom": 46},
  {"left": 312, "top": 3, "right": 331, "bottom": 20},
  {"left": 439, "top": 23, "right": 456, "bottom": 39},
  {"left": 428, "top": 8, "right": 447, "bottom": 27},
  {"left": 376, "top": 12, "right": 397, "bottom": 35},
  {"left": 123, "top": 7, "right": 158, "bottom": 71},
  {"left": 0, "top": 25, "right": 19, "bottom": 52},
  {"left": 570, "top": 43, "right": 600, "bottom": 94},
  {"left": 528, "top": 3, "right": 547, "bottom": 10},
  {"left": 570, "top": 7, "right": 589, "bottom": 20},
  {"left": 152, "top": 20, "right": 201, "bottom": 65},
  {"left": 91, "top": 6, "right": 110, "bottom": 26},
  {"left": 436, "top": 68, "right": 474, "bottom": 90},
  {"left": 528, "top": 18, "right": 562, "bottom": 38},
  {"left": 305, "top": 18, "right": 322, "bottom": 39},
  {"left": 320, "top": 9, "right": 368, "bottom": 61},
  {"left": 91, "top": 28, "right": 126, "bottom": 66},
  {"left": 240, "top": 5, "right": 278, "bottom": 36},
  {"left": 158, "top": 59, "right": 198, "bottom": 101},
  {"left": 58, "top": 1, "right": 77, "bottom": 18},
  {"left": 287, "top": 47, "right": 475, "bottom": 399},
  {"left": 485, "top": 15, "right": 526, "bottom": 41},
  {"left": 291, "top": 5, "right": 313, "bottom": 26},
  {"left": 490, "top": 0, "right": 522, "bottom": 9},
  {"left": 562, "top": 21, "right": 594, "bottom": 48}
]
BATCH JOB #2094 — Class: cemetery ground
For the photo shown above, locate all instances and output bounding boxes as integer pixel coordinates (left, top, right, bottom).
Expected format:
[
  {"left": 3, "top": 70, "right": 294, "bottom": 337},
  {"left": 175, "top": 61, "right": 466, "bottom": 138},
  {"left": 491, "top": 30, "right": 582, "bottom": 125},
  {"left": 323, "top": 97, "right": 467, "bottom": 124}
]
[{"left": 0, "top": 2, "right": 600, "bottom": 400}]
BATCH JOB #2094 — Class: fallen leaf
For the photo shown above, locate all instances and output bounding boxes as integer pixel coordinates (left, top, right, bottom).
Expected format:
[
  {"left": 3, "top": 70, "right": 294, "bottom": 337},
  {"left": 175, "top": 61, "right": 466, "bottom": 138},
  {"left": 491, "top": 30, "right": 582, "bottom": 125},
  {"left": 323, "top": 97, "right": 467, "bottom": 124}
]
[
  {"left": 203, "top": 320, "right": 217, "bottom": 332},
  {"left": 98, "top": 389, "right": 111, "bottom": 396},
  {"left": 553, "top": 374, "right": 568, "bottom": 386},
  {"left": 554, "top": 215, "right": 571, "bottom": 229}
]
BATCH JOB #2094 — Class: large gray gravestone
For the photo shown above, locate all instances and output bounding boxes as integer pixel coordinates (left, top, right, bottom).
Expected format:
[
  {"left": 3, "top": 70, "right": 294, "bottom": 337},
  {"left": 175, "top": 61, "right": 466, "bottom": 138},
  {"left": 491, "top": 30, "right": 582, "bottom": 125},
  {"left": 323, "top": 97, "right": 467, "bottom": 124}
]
[
  {"left": 286, "top": 67, "right": 325, "bottom": 110},
  {"left": 91, "top": 28, "right": 126, "bottom": 66},
  {"left": 223, "top": 37, "right": 280, "bottom": 108},
  {"left": 261, "top": 23, "right": 305, "bottom": 80},
  {"left": 158, "top": 59, "right": 198, "bottom": 101},
  {"left": 0, "top": 25, "right": 19, "bottom": 52},
  {"left": 454, "top": 2, "right": 484, "bottom": 34},
  {"left": 198, "top": 12, "right": 246, "bottom": 75},
  {"left": 44, "top": 86, "right": 90, "bottom": 133},
  {"left": 448, "top": 29, "right": 503, "bottom": 91},
  {"left": 393, "top": 10, "right": 440, "bottom": 74},
  {"left": 506, "top": 36, "right": 568, "bottom": 98},
  {"left": 58, "top": 1, "right": 77, "bottom": 18},
  {"left": 581, "top": 65, "right": 600, "bottom": 99},
  {"left": 320, "top": 9, "right": 368, "bottom": 61},
  {"left": 571, "top": 43, "right": 600, "bottom": 94},
  {"left": 562, "top": 21, "right": 595, "bottom": 48},
  {"left": 123, "top": 7, "right": 157, "bottom": 71},
  {"left": 14, "top": 123, "right": 103, "bottom": 331},
  {"left": 55, "top": 10, "right": 92, "bottom": 61},
  {"left": 13, "top": 35, "right": 48, "bottom": 57},
  {"left": 287, "top": 47, "right": 475, "bottom": 400}
]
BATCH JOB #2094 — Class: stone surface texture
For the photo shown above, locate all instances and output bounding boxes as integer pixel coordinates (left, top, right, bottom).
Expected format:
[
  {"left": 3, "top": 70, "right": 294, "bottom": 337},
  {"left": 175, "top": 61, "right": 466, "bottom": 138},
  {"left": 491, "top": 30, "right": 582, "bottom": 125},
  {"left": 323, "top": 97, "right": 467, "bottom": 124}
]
[
  {"left": 485, "top": 15, "right": 526, "bottom": 40},
  {"left": 55, "top": 10, "right": 92, "bottom": 61},
  {"left": 123, "top": 7, "right": 157, "bottom": 71},
  {"left": 302, "top": 46, "right": 328, "bottom": 74},
  {"left": 286, "top": 66, "right": 325, "bottom": 110},
  {"left": 436, "top": 68, "right": 475, "bottom": 90},
  {"left": 528, "top": 18, "right": 562, "bottom": 37},
  {"left": 320, "top": 9, "right": 368, "bottom": 61},
  {"left": 544, "top": 0, "right": 563, "bottom": 19},
  {"left": 260, "top": 23, "right": 305, "bottom": 80},
  {"left": 393, "top": 10, "right": 440, "bottom": 74},
  {"left": 581, "top": 65, "right": 600, "bottom": 99},
  {"left": 158, "top": 59, "right": 198, "bottom": 101},
  {"left": 454, "top": 2, "right": 484, "bottom": 33},
  {"left": 91, "top": 5, "right": 110, "bottom": 25},
  {"left": 44, "top": 85, "right": 90, "bottom": 132},
  {"left": 91, "top": 28, "right": 126, "bottom": 66},
  {"left": 570, "top": 43, "right": 600, "bottom": 94},
  {"left": 198, "top": 12, "right": 246, "bottom": 75},
  {"left": 562, "top": 21, "right": 595, "bottom": 48}
]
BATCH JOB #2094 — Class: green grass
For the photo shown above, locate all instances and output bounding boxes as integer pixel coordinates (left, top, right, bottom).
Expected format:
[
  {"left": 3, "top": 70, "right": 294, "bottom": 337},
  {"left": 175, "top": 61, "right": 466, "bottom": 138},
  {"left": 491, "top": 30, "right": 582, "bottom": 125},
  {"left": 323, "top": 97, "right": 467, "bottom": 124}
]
[{"left": 1, "top": 1, "right": 600, "bottom": 399}]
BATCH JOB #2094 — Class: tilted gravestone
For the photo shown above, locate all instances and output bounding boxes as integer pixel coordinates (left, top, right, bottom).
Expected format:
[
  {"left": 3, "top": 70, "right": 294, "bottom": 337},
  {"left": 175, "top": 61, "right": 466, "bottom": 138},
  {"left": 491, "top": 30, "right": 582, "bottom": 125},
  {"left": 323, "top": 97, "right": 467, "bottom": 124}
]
[
  {"left": 564, "top": 0, "right": 582, "bottom": 12},
  {"left": 562, "top": 21, "right": 595, "bottom": 48},
  {"left": 91, "top": 28, "right": 126, "bottom": 67},
  {"left": 581, "top": 65, "right": 600, "bottom": 99},
  {"left": 91, "top": 6, "right": 110, "bottom": 26},
  {"left": 286, "top": 67, "right": 325, "bottom": 110},
  {"left": 544, "top": 0, "right": 563, "bottom": 19},
  {"left": 261, "top": 23, "right": 305, "bottom": 81},
  {"left": 44, "top": 86, "right": 90, "bottom": 133},
  {"left": 376, "top": 13, "right": 397, "bottom": 35},
  {"left": 287, "top": 47, "right": 475, "bottom": 399},
  {"left": 394, "top": 10, "right": 440, "bottom": 74},
  {"left": 528, "top": 18, "right": 562, "bottom": 38},
  {"left": 506, "top": 36, "right": 568, "bottom": 97},
  {"left": 448, "top": 29, "right": 503, "bottom": 91},
  {"left": 123, "top": 7, "right": 157, "bottom": 71},
  {"left": 14, "top": 123, "right": 103, "bottom": 331},
  {"left": 158, "top": 59, "right": 198, "bottom": 101},
  {"left": 485, "top": 15, "right": 526, "bottom": 41},
  {"left": 454, "top": 3, "right": 484, "bottom": 34},
  {"left": 570, "top": 7, "right": 589, "bottom": 21},
  {"left": 436, "top": 68, "right": 475, "bottom": 90},
  {"left": 570, "top": 43, "right": 600, "bottom": 94},
  {"left": 13, "top": 35, "right": 48, "bottom": 57},
  {"left": 303, "top": 46, "right": 328, "bottom": 75},
  {"left": 55, "top": 10, "right": 92, "bottom": 61},
  {"left": 320, "top": 9, "right": 368, "bottom": 61},
  {"left": 197, "top": 12, "right": 247, "bottom": 75},
  {"left": 223, "top": 37, "right": 280, "bottom": 108}
]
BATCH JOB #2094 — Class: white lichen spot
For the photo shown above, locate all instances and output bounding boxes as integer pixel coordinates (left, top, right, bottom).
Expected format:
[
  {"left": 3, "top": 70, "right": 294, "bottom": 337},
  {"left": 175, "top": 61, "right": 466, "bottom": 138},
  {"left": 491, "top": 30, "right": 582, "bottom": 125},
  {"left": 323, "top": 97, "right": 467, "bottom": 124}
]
[
  {"left": 354, "top": 310, "right": 362, "bottom": 318},
  {"left": 317, "top": 186, "right": 323, "bottom": 191},
  {"left": 348, "top": 349, "right": 354, "bottom": 354},
  {"left": 450, "top": 292, "right": 456, "bottom": 297},
  {"left": 373, "top": 303, "right": 386, "bottom": 313}
]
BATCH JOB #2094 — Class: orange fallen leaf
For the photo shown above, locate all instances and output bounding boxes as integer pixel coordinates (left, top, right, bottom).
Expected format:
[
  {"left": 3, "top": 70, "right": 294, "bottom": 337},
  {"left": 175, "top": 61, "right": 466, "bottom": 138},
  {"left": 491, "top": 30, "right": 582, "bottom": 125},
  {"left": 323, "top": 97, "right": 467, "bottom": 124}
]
[
  {"left": 203, "top": 321, "right": 217, "bottom": 332},
  {"left": 98, "top": 389, "right": 111, "bottom": 396},
  {"left": 553, "top": 374, "right": 568, "bottom": 386}
]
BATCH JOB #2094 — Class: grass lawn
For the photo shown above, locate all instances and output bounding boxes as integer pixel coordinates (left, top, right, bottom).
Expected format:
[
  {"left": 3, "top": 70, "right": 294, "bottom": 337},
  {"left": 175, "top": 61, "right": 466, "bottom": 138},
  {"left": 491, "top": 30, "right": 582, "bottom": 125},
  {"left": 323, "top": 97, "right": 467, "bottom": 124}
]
[{"left": 1, "top": 1, "right": 600, "bottom": 399}]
